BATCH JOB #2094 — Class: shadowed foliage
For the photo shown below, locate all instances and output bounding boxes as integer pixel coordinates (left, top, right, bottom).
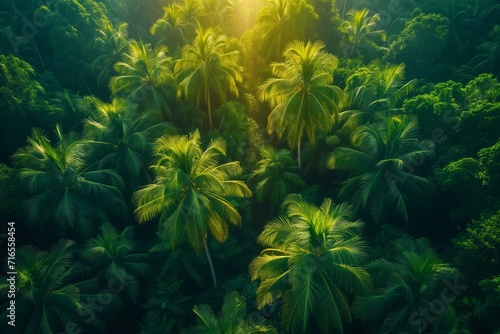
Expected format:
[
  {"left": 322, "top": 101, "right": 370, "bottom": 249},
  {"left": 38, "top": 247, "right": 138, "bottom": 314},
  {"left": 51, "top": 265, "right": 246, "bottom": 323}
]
[
  {"left": 352, "top": 238, "right": 467, "bottom": 334},
  {"left": 12, "top": 125, "right": 126, "bottom": 239},
  {"left": 80, "top": 223, "right": 149, "bottom": 303},
  {"left": 0, "top": 240, "right": 116, "bottom": 334},
  {"left": 250, "top": 146, "right": 305, "bottom": 211},
  {"left": 328, "top": 116, "right": 435, "bottom": 224},
  {"left": 84, "top": 97, "right": 176, "bottom": 190}
]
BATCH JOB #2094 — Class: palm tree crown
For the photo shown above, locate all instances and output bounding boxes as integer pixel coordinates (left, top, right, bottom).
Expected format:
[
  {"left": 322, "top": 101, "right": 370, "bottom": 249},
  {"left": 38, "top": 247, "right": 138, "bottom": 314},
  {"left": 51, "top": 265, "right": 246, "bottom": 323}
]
[
  {"left": 341, "top": 8, "right": 387, "bottom": 59},
  {"left": 84, "top": 97, "right": 176, "bottom": 190},
  {"left": 250, "top": 146, "right": 305, "bottom": 211},
  {"left": 110, "top": 40, "right": 175, "bottom": 118},
  {"left": 328, "top": 116, "right": 435, "bottom": 224},
  {"left": 0, "top": 240, "right": 107, "bottom": 333},
  {"left": 249, "top": 194, "right": 371, "bottom": 333},
  {"left": 12, "top": 125, "right": 126, "bottom": 238},
  {"left": 175, "top": 26, "right": 243, "bottom": 131},
  {"left": 352, "top": 238, "right": 465, "bottom": 334},
  {"left": 92, "top": 21, "right": 129, "bottom": 87},
  {"left": 133, "top": 130, "right": 251, "bottom": 286},
  {"left": 184, "top": 291, "right": 278, "bottom": 333},
  {"left": 199, "top": 0, "right": 236, "bottom": 34},
  {"left": 150, "top": 4, "right": 189, "bottom": 55},
  {"left": 258, "top": 40, "right": 343, "bottom": 168},
  {"left": 80, "top": 223, "right": 149, "bottom": 303},
  {"left": 340, "top": 62, "right": 417, "bottom": 131},
  {"left": 256, "top": 0, "right": 293, "bottom": 61}
]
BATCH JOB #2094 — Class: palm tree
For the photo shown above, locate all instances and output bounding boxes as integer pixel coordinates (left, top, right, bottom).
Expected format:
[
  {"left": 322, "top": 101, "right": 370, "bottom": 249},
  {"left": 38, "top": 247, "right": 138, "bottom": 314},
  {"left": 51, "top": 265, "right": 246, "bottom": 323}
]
[
  {"left": 177, "top": 0, "right": 206, "bottom": 37},
  {"left": 328, "top": 116, "right": 435, "bottom": 224},
  {"left": 340, "top": 62, "right": 417, "bottom": 132},
  {"left": 51, "top": 89, "right": 87, "bottom": 131},
  {"left": 99, "top": 0, "right": 129, "bottom": 23},
  {"left": 348, "top": 62, "right": 416, "bottom": 111},
  {"left": 12, "top": 125, "right": 126, "bottom": 239},
  {"left": 84, "top": 97, "right": 176, "bottom": 191},
  {"left": 199, "top": 0, "right": 236, "bottom": 34},
  {"left": 0, "top": 240, "right": 111, "bottom": 334},
  {"left": 182, "top": 291, "right": 277, "bottom": 333},
  {"left": 258, "top": 40, "right": 343, "bottom": 168},
  {"left": 365, "top": 61, "right": 416, "bottom": 110},
  {"left": 249, "top": 146, "right": 305, "bottom": 211},
  {"left": 249, "top": 194, "right": 371, "bottom": 334},
  {"left": 133, "top": 130, "right": 251, "bottom": 287},
  {"left": 92, "top": 21, "right": 129, "bottom": 87},
  {"left": 80, "top": 223, "right": 149, "bottom": 303},
  {"left": 175, "top": 26, "right": 243, "bottom": 131},
  {"left": 256, "top": 0, "right": 295, "bottom": 61},
  {"left": 150, "top": 4, "right": 188, "bottom": 55},
  {"left": 340, "top": 8, "right": 387, "bottom": 59},
  {"left": 110, "top": 40, "right": 175, "bottom": 118},
  {"left": 352, "top": 238, "right": 466, "bottom": 334}
]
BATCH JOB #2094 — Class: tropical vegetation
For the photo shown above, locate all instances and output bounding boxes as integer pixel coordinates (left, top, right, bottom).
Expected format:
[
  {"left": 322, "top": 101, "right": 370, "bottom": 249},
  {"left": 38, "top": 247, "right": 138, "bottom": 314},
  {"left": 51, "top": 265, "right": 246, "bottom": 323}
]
[{"left": 0, "top": 0, "right": 499, "bottom": 333}]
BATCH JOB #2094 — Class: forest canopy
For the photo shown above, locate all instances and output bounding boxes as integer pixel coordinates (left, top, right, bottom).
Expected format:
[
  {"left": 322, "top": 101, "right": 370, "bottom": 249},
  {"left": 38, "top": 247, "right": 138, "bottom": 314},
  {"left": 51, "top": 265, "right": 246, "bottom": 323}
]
[{"left": 0, "top": 0, "right": 499, "bottom": 333}]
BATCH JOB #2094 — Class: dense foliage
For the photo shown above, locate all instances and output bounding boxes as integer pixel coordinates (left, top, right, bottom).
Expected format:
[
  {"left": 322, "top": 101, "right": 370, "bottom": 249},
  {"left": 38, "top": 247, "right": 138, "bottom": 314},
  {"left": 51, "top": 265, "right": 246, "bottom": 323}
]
[{"left": 0, "top": 0, "right": 499, "bottom": 333}]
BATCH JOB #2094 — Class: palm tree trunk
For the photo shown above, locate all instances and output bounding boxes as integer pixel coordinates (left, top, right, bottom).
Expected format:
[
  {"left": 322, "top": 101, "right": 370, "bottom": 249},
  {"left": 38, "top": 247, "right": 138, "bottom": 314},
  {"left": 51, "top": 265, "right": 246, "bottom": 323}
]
[
  {"left": 206, "top": 82, "right": 213, "bottom": 131},
  {"left": 297, "top": 138, "right": 302, "bottom": 168},
  {"left": 203, "top": 238, "right": 217, "bottom": 287},
  {"left": 84, "top": 77, "right": 93, "bottom": 96},
  {"left": 31, "top": 37, "right": 46, "bottom": 72}
]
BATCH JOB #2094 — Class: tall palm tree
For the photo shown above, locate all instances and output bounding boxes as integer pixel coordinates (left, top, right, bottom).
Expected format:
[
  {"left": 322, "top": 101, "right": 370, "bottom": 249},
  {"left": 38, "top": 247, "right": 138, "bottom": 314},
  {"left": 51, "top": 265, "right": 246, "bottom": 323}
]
[
  {"left": 258, "top": 40, "right": 343, "bottom": 168},
  {"left": 110, "top": 40, "right": 175, "bottom": 118},
  {"left": 249, "top": 194, "right": 371, "bottom": 334},
  {"left": 176, "top": 0, "right": 206, "bottom": 38},
  {"left": 366, "top": 61, "right": 417, "bottom": 110},
  {"left": 175, "top": 26, "right": 243, "bottom": 131},
  {"left": 340, "top": 8, "right": 387, "bottom": 59},
  {"left": 0, "top": 240, "right": 111, "bottom": 334},
  {"left": 12, "top": 125, "right": 126, "bottom": 239},
  {"left": 340, "top": 62, "right": 417, "bottom": 131},
  {"left": 84, "top": 97, "right": 176, "bottom": 191},
  {"left": 150, "top": 4, "right": 188, "bottom": 55},
  {"left": 256, "top": 0, "right": 296, "bottom": 61},
  {"left": 352, "top": 238, "right": 466, "bottom": 334},
  {"left": 133, "top": 130, "right": 251, "bottom": 287},
  {"left": 80, "top": 223, "right": 149, "bottom": 303},
  {"left": 183, "top": 291, "right": 277, "bottom": 333},
  {"left": 249, "top": 146, "right": 305, "bottom": 211},
  {"left": 199, "top": 0, "right": 236, "bottom": 34},
  {"left": 328, "top": 116, "right": 435, "bottom": 224},
  {"left": 92, "top": 21, "right": 129, "bottom": 87}
]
